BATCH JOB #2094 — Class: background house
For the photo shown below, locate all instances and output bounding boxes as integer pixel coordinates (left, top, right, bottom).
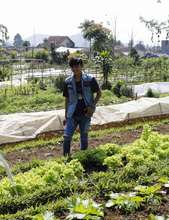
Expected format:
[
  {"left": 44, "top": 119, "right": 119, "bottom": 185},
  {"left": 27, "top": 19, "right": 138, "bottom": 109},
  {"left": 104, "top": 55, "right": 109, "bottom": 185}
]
[
  {"left": 47, "top": 36, "right": 75, "bottom": 48},
  {"left": 161, "top": 40, "right": 169, "bottom": 55}
]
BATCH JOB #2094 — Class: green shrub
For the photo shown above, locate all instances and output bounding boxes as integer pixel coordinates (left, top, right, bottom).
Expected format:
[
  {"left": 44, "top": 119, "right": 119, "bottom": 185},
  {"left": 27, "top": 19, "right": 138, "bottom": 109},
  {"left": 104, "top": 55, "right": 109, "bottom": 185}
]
[
  {"left": 113, "top": 80, "right": 125, "bottom": 97},
  {"left": 104, "top": 154, "right": 123, "bottom": 170},
  {"left": 100, "top": 143, "right": 120, "bottom": 156},
  {"left": 72, "top": 148, "right": 107, "bottom": 171},
  {"left": 34, "top": 50, "right": 49, "bottom": 62},
  {"left": 101, "top": 81, "right": 112, "bottom": 90},
  {"left": 145, "top": 88, "right": 160, "bottom": 98},
  {"left": 120, "top": 84, "right": 134, "bottom": 98},
  {"left": 54, "top": 74, "right": 67, "bottom": 92}
]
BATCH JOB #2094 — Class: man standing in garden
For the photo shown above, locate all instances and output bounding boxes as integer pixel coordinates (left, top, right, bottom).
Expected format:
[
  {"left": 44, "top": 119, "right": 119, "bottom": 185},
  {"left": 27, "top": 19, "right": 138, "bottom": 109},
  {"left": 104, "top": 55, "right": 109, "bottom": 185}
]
[{"left": 63, "top": 57, "right": 101, "bottom": 156}]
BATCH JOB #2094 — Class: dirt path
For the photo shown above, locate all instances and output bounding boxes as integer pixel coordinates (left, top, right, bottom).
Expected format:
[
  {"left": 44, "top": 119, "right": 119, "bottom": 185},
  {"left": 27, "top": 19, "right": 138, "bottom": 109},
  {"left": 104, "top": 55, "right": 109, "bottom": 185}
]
[{"left": 4, "top": 123, "right": 169, "bottom": 166}]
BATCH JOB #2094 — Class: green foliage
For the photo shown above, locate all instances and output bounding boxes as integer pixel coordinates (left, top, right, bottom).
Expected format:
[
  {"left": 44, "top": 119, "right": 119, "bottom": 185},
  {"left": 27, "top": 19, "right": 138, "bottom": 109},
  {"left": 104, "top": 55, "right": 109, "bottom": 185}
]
[
  {"left": 1, "top": 119, "right": 169, "bottom": 218},
  {"left": 22, "top": 40, "right": 30, "bottom": 50},
  {"left": 129, "top": 48, "right": 140, "bottom": 65},
  {"left": 0, "top": 87, "right": 65, "bottom": 114},
  {"left": 139, "top": 16, "right": 168, "bottom": 44},
  {"left": 90, "top": 171, "right": 135, "bottom": 194},
  {"left": 112, "top": 80, "right": 125, "bottom": 97},
  {"left": 66, "top": 197, "right": 104, "bottom": 220},
  {"left": 68, "top": 51, "right": 88, "bottom": 64},
  {"left": 0, "top": 159, "right": 84, "bottom": 215},
  {"left": 54, "top": 74, "right": 67, "bottom": 92},
  {"left": 0, "top": 64, "right": 11, "bottom": 81},
  {"left": 79, "top": 20, "right": 112, "bottom": 52},
  {"left": 35, "top": 50, "right": 49, "bottom": 62},
  {"left": 146, "top": 88, "right": 160, "bottom": 98},
  {"left": 141, "top": 124, "right": 152, "bottom": 141},
  {"left": 73, "top": 148, "right": 107, "bottom": 171},
  {"left": 94, "top": 51, "right": 112, "bottom": 89},
  {"left": 134, "top": 184, "right": 161, "bottom": 196},
  {"left": 9, "top": 50, "right": 17, "bottom": 59},
  {"left": 148, "top": 214, "right": 169, "bottom": 220},
  {"left": 99, "top": 90, "right": 114, "bottom": 105},
  {"left": 100, "top": 143, "right": 120, "bottom": 156},
  {"left": 0, "top": 198, "right": 67, "bottom": 219},
  {"left": 0, "top": 24, "right": 8, "bottom": 45},
  {"left": 103, "top": 154, "right": 123, "bottom": 170},
  {"left": 13, "top": 33, "right": 23, "bottom": 48},
  {"left": 50, "top": 45, "right": 69, "bottom": 65},
  {"left": 99, "top": 90, "right": 130, "bottom": 105},
  {"left": 105, "top": 184, "right": 162, "bottom": 213},
  {"left": 112, "top": 80, "right": 133, "bottom": 98},
  {"left": 101, "top": 81, "right": 112, "bottom": 90},
  {"left": 32, "top": 211, "right": 55, "bottom": 220},
  {"left": 106, "top": 192, "right": 144, "bottom": 213},
  {"left": 120, "top": 84, "right": 134, "bottom": 97}
]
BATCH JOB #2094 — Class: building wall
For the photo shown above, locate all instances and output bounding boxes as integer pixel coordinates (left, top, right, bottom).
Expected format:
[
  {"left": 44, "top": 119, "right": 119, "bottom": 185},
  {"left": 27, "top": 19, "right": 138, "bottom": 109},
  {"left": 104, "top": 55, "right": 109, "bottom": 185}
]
[{"left": 161, "top": 40, "right": 169, "bottom": 54}]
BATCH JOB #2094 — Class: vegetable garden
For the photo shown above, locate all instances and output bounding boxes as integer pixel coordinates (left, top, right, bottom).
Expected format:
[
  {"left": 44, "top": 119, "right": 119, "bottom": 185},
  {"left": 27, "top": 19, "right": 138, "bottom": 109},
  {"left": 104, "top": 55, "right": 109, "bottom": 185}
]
[
  {"left": 0, "top": 117, "right": 169, "bottom": 219},
  {"left": 1, "top": 51, "right": 169, "bottom": 220},
  {"left": 1, "top": 56, "right": 169, "bottom": 114}
]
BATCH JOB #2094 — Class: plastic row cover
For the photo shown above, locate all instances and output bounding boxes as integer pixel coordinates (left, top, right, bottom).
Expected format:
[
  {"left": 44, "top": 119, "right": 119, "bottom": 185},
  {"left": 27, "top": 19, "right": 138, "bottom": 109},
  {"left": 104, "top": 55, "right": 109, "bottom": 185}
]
[
  {"left": 133, "top": 82, "right": 169, "bottom": 96},
  {"left": 1, "top": 96, "right": 169, "bottom": 145}
]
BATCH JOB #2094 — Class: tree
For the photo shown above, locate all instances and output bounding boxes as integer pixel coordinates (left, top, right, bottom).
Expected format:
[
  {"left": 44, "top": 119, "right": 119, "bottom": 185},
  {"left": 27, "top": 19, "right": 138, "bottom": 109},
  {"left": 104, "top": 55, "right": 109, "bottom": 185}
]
[
  {"left": 79, "top": 20, "right": 112, "bottom": 54},
  {"left": 129, "top": 48, "right": 140, "bottom": 65},
  {"left": 13, "top": 33, "right": 23, "bottom": 48},
  {"left": 0, "top": 24, "right": 8, "bottom": 46},
  {"left": 139, "top": 16, "right": 169, "bottom": 45},
  {"left": 128, "top": 30, "right": 134, "bottom": 50},
  {"left": 79, "top": 20, "right": 95, "bottom": 57},
  {"left": 42, "top": 38, "right": 49, "bottom": 49},
  {"left": 135, "top": 41, "right": 146, "bottom": 51},
  {"left": 128, "top": 39, "right": 134, "bottom": 50},
  {"left": 22, "top": 40, "right": 30, "bottom": 51}
]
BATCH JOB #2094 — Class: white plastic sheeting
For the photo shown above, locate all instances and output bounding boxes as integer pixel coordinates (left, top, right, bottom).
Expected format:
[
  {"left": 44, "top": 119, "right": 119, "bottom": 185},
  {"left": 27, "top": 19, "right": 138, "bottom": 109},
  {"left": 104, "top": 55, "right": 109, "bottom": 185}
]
[
  {"left": 133, "top": 82, "right": 169, "bottom": 97},
  {"left": 0, "top": 79, "right": 27, "bottom": 88},
  {"left": 0, "top": 110, "right": 65, "bottom": 145},
  {"left": 1, "top": 96, "right": 169, "bottom": 145},
  {"left": 55, "top": 46, "right": 83, "bottom": 53}
]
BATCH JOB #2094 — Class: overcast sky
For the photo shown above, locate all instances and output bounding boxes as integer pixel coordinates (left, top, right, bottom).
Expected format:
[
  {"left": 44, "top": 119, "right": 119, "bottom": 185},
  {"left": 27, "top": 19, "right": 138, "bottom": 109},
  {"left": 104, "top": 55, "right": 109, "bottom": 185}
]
[{"left": 1, "top": 0, "right": 169, "bottom": 45}]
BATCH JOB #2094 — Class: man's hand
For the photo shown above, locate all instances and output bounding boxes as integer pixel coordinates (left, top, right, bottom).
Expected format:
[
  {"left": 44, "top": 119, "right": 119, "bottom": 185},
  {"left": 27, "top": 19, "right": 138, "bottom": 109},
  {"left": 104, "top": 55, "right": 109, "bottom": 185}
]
[
  {"left": 63, "top": 119, "right": 67, "bottom": 126},
  {"left": 84, "top": 106, "right": 95, "bottom": 117}
]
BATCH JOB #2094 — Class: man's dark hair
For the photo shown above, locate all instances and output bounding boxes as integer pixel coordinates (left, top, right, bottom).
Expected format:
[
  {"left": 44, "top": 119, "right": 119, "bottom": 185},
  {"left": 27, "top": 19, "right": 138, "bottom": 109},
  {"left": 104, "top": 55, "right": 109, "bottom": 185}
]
[{"left": 69, "top": 57, "right": 83, "bottom": 67}]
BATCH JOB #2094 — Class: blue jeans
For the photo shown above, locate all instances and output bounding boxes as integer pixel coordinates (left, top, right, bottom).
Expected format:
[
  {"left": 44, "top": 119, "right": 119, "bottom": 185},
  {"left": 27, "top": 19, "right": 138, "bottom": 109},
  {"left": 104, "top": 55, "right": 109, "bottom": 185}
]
[{"left": 63, "top": 115, "right": 91, "bottom": 156}]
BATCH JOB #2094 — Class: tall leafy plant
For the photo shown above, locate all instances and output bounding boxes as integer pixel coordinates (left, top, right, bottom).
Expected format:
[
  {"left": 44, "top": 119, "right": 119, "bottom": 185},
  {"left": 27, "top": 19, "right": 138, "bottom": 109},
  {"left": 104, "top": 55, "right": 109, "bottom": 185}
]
[
  {"left": 0, "top": 24, "right": 8, "bottom": 46},
  {"left": 94, "top": 50, "right": 112, "bottom": 90}
]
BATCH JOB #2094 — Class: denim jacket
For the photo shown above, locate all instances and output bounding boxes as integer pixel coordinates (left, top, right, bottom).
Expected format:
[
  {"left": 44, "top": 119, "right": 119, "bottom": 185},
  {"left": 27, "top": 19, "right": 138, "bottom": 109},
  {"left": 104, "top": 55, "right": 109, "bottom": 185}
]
[{"left": 65, "top": 73, "right": 95, "bottom": 118}]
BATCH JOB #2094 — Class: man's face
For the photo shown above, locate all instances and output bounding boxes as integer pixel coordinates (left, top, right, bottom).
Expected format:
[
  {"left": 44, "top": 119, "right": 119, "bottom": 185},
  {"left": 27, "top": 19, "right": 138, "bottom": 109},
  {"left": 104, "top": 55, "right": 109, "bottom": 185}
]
[{"left": 71, "top": 64, "right": 82, "bottom": 75}]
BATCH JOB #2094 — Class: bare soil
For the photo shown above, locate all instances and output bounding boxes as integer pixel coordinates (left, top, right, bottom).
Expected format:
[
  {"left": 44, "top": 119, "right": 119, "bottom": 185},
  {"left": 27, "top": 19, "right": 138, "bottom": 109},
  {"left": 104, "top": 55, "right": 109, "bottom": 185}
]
[{"left": 4, "top": 123, "right": 169, "bottom": 167}]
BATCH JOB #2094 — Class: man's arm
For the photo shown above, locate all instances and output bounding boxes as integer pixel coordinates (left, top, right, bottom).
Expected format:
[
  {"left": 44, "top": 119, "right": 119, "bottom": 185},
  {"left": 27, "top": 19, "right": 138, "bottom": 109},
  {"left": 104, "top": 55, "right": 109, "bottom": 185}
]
[
  {"left": 63, "top": 81, "right": 69, "bottom": 123},
  {"left": 91, "top": 77, "right": 102, "bottom": 106},
  {"left": 84, "top": 90, "right": 101, "bottom": 118},
  {"left": 84, "top": 77, "right": 102, "bottom": 118},
  {"left": 65, "top": 97, "right": 68, "bottom": 119},
  {"left": 93, "top": 89, "right": 102, "bottom": 106}
]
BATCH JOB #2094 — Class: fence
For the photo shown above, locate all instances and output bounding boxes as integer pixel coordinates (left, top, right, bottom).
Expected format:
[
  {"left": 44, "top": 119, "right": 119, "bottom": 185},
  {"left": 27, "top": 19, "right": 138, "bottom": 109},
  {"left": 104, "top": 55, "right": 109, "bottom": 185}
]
[{"left": 1, "top": 57, "right": 169, "bottom": 90}]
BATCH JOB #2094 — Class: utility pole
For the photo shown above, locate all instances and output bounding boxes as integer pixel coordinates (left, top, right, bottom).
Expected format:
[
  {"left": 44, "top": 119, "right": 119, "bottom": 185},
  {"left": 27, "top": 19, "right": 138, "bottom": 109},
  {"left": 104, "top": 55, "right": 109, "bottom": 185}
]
[
  {"left": 129, "top": 29, "right": 134, "bottom": 51},
  {"left": 105, "top": 15, "right": 117, "bottom": 57},
  {"left": 112, "top": 17, "right": 117, "bottom": 57}
]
